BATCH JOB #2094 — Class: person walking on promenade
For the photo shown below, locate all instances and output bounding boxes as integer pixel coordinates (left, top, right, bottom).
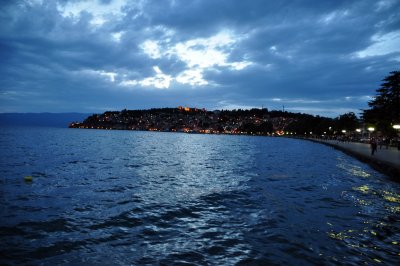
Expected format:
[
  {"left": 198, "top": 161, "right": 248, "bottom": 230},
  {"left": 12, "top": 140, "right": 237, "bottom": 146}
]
[{"left": 370, "top": 138, "right": 378, "bottom": 155}]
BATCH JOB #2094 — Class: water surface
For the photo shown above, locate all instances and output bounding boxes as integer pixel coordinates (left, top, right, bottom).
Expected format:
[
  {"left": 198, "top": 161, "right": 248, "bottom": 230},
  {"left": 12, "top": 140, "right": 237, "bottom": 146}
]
[{"left": 0, "top": 127, "right": 399, "bottom": 265}]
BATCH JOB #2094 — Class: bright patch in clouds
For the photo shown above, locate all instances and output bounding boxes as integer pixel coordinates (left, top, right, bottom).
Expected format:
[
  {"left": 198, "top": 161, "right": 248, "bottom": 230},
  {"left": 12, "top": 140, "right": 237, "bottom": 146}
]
[
  {"left": 100, "top": 71, "right": 117, "bottom": 82},
  {"left": 176, "top": 69, "right": 208, "bottom": 86},
  {"left": 231, "top": 61, "right": 252, "bottom": 70},
  {"left": 171, "top": 32, "right": 250, "bottom": 70},
  {"left": 120, "top": 66, "right": 172, "bottom": 89},
  {"left": 119, "top": 80, "right": 138, "bottom": 87},
  {"left": 141, "top": 40, "right": 162, "bottom": 59},
  {"left": 85, "top": 69, "right": 117, "bottom": 82},
  {"left": 174, "top": 42, "right": 228, "bottom": 68},
  {"left": 111, "top": 31, "right": 123, "bottom": 42},
  {"left": 356, "top": 30, "right": 400, "bottom": 58},
  {"left": 136, "top": 31, "right": 252, "bottom": 88},
  {"left": 320, "top": 10, "right": 349, "bottom": 24},
  {"left": 58, "top": 0, "right": 127, "bottom": 26},
  {"left": 269, "top": 98, "right": 322, "bottom": 104},
  {"left": 173, "top": 32, "right": 234, "bottom": 68}
]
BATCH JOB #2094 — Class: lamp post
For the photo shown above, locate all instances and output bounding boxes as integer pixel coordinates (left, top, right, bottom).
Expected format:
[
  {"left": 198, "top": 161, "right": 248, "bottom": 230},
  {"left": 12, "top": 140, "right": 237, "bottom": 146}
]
[
  {"left": 356, "top": 129, "right": 361, "bottom": 137},
  {"left": 393, "top": 125, "right": 400, "bottom": 150},
  {"left": 368, "top": 127, "right": 375, "bottom": 139}
]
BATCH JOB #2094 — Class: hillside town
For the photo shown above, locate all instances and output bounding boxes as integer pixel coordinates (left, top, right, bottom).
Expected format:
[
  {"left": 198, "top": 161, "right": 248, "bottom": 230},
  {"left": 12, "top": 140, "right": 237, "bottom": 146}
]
[
  {"left": 69, "top": 106, "right": 352, "bottom": 137},
  {"left": 70, "top": 106, "right": 275, "bottom": 135}
]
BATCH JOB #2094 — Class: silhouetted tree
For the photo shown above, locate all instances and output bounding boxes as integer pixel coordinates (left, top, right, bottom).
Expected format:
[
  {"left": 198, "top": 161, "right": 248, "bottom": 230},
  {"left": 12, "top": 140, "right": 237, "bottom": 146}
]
[
  {"left": 362, "top": 70, "right": 400, "bottom": 134},
  {"left": 335, "top": 112, "right": 359, "bottom": 132}
]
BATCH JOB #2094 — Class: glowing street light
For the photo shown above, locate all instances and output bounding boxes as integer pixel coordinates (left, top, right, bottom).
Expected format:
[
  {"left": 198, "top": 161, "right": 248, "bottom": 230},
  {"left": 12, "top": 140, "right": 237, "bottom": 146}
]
[
  {"left": 367, "top": 127, "right": 375, "bottom": 139},
  {"left": 394, "top": 125, "right": 400, "bottom": 139},
  {"left": 341, "top": 130, "right": 346, "bottom": 133},
  {"left": 356, "top": 129, "right": 361, "bottom": 133}
]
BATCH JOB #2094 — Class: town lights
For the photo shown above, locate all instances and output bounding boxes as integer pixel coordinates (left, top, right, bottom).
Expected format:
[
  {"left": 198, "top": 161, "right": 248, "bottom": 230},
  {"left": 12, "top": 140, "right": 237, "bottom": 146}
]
[
  {"left": 356, "top": 129, "right": 361, "bottom": 133},
  {"left": 393, "top": 124, "right": 400, "bottom": 130},
  {"left": 341, "top": 130, "right": 346, "bottom": 133}
]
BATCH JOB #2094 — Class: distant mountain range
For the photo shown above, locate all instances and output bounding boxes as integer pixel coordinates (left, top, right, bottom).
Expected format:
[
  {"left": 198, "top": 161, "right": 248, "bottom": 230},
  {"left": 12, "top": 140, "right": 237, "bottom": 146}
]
[{"left": 0, "top": 113, "right": 90, "bottom": 127}]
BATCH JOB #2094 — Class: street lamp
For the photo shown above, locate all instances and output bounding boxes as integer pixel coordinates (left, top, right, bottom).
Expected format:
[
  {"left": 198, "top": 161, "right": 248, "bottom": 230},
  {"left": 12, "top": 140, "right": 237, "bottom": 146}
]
[
  {"left": 394, "top": 125, "right": 400, "bottom": 150},
  {"left": 368, "top": 127, "right": 375, "bottom": 139},
  {"left": 356, "top": 129, "right": 361, "bottom": 133}
]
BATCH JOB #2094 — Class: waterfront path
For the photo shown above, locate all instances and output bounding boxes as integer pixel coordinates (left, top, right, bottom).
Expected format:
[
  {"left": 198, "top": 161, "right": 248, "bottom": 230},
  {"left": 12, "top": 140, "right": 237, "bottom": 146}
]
[{"left": 304, "top": 138, "right": 400, "bottom": 179}]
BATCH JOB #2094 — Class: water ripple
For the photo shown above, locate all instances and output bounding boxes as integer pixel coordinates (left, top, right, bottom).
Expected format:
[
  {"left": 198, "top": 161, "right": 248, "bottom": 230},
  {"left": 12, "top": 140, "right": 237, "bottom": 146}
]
[{"left": 0, "top": 128, "right": 399, "bottom": 265}]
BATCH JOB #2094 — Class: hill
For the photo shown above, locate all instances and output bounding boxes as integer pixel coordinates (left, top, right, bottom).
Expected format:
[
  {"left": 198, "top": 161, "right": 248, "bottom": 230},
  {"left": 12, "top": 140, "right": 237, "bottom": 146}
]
[{"left": 69, "top": 107, "right": 350, "bottom": 136}]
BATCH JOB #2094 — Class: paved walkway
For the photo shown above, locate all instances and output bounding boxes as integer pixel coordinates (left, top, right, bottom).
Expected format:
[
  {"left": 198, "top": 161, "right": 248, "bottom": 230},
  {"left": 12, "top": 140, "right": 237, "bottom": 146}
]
[{"left": 304, "top": 138, "right": 400, "bottom": 178}]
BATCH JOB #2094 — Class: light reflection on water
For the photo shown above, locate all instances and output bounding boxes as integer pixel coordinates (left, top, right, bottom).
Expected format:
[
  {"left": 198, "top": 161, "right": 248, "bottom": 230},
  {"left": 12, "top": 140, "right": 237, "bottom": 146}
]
[{"left": 0, "top": 127, "right": 399, "bottom": 265}]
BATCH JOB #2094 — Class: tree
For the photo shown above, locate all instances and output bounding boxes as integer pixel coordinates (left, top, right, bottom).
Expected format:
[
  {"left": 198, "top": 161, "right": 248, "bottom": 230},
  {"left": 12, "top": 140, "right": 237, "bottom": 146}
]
[
  {"left": 362, "top": 71, "right": 400, "bottom": 134},
  {"left": 335, "top": 112, "right": 359, "bottom": 132},
  {"left": 284, "top": 115, "right": 333, "bottom": 135}
]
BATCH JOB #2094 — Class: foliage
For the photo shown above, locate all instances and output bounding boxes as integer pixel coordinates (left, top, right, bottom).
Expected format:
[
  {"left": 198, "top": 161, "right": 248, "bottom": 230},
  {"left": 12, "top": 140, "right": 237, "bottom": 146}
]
[
  {"left": 238, "top": 121, "right": 274, "bottom": 134},
  {"left": 334, "top": 112, "right": 359, "bottom": 132},
  {"left": 285, "top": 115, "right": 333, "bottom": 135},
  {"left": 363, "top": 70, "right": 400, "bottom": 135}
]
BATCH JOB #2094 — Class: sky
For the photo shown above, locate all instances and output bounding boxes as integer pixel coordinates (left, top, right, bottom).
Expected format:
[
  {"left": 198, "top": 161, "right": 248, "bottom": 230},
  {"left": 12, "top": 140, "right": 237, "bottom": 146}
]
[{"left": 0, "top": 0, "right": 399, "bottom": 117}]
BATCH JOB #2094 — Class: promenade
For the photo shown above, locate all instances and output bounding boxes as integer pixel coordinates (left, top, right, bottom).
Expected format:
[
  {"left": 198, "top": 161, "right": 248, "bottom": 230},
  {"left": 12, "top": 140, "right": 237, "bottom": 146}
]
[{"left": 305, "top": 138, "right": 400, "bottom": 180}]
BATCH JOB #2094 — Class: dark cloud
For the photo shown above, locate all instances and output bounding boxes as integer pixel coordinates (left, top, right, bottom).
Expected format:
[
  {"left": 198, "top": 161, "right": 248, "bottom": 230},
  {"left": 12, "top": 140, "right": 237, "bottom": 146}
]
[{"left": 0, "top": 0, "right": 399, "bottom": 116}]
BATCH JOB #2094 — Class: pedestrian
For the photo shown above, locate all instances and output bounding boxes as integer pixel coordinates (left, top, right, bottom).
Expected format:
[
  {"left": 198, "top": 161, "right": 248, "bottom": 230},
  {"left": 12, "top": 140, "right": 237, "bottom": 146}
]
[
  {"left": 370, "top": 138, "right": 377, "bottom": 155},
  {"left": 385, "top": 138, "right": 389, "bottom": 149}
]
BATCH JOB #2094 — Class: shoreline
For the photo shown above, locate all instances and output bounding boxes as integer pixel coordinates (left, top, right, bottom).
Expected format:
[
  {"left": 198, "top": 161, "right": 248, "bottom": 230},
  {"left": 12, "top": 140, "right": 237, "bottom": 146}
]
[{"left": 301, "top": 138, "right": 400, "bottom": 181}]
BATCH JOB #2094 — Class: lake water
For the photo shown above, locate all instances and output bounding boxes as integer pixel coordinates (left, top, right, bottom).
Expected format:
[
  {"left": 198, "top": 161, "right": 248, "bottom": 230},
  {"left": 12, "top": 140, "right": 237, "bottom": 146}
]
[{"left": 0, "top": 127, "right": 399, "bottom": 265}]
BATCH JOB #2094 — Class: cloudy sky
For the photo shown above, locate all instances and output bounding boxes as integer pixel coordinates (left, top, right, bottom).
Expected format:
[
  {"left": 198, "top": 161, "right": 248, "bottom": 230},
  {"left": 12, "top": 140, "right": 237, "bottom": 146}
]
[{"left": 1, "top": 0, "right": 399, "bottom": 117}]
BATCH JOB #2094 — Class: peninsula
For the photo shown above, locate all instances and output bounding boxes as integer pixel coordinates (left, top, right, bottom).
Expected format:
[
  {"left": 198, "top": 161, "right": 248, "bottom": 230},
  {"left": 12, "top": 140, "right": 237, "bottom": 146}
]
[{"left": 69, "top": 106, "right": 343, "bottom": 136}]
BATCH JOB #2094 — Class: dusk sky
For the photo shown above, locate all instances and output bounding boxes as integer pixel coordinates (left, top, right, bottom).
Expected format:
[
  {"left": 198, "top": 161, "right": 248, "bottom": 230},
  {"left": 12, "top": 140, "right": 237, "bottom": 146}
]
[{"left": 1, "top": 0, "right": 399, "bottom": 117}]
